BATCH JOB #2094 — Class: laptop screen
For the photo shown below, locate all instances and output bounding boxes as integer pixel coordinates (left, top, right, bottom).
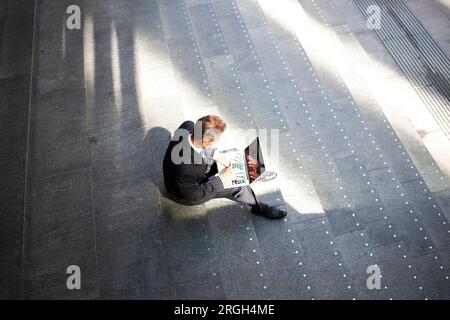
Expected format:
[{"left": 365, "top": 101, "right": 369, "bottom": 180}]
[{"left": 244, "top": 137, "right": 266, "bottom": 183}]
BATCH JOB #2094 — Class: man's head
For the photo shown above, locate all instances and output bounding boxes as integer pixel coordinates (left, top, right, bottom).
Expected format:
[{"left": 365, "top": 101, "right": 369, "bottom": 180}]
[{"left": 192, "top": 115, "right": 227, "bottom": 148}]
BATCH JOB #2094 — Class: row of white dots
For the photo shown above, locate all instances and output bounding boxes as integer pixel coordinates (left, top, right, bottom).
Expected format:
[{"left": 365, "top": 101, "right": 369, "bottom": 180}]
[
  {"left": 206, "top": 0, "right": 274, "bottom": 291},
  {"left": 230, "top": 0, "right": 317, "bottom": 293},
  {"left": 315, "top": 0, "right": 450, "bottom": 297},
  {"left": 310, "top": 0, "right": 429, "bottom": 297},
  {"left": 249, "top": 0, "right": 358, "bottom": 297}
]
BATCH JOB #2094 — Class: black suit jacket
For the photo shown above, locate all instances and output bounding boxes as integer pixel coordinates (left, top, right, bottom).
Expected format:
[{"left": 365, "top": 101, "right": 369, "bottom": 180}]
[{"left": 163, "top": 121, "right": 224, "bottom": 205}]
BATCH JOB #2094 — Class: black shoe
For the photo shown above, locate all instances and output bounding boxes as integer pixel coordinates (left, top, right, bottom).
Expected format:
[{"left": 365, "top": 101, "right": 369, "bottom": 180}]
[{"left": 251, "top": 203, "right": 287, "bottom": 220}]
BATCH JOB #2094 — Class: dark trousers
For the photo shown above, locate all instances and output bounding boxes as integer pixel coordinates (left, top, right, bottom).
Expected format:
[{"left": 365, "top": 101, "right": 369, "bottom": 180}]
[
  {"left": 167, "top": 185, "right": 259, "bottom": 207},
  {"left": 214, "top": 185, "right": 259, "bottom": 207}
]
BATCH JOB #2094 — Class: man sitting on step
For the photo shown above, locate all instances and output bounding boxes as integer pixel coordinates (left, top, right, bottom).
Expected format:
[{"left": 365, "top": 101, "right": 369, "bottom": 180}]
[{"left": 163, "top": 115, "right": 287, "bottom": 220}]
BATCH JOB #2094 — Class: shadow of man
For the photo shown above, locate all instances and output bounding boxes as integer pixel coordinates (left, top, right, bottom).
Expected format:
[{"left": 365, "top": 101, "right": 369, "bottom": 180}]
[{"left": 143, "top": 126, "right": 171, "bottom": 195}]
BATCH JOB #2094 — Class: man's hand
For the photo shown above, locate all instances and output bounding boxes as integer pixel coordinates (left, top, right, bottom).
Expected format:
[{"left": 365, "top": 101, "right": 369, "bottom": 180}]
[{"left": 213, "top": 152, "right": 234, "bottom": 168}]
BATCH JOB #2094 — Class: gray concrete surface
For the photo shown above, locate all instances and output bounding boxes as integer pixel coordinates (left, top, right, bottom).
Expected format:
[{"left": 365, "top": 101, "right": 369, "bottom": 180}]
[
  {"left": 0, "top": 0, "right": 35, "bottom": 299},
  {"left": 1, "top": 0, "right": 450, "bottom": 299}
]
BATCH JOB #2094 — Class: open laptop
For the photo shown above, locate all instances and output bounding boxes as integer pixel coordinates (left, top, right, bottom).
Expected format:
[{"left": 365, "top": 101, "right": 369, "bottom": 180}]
[{"left": 216, "top": 137, "right": 266, "bottom": 189}]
